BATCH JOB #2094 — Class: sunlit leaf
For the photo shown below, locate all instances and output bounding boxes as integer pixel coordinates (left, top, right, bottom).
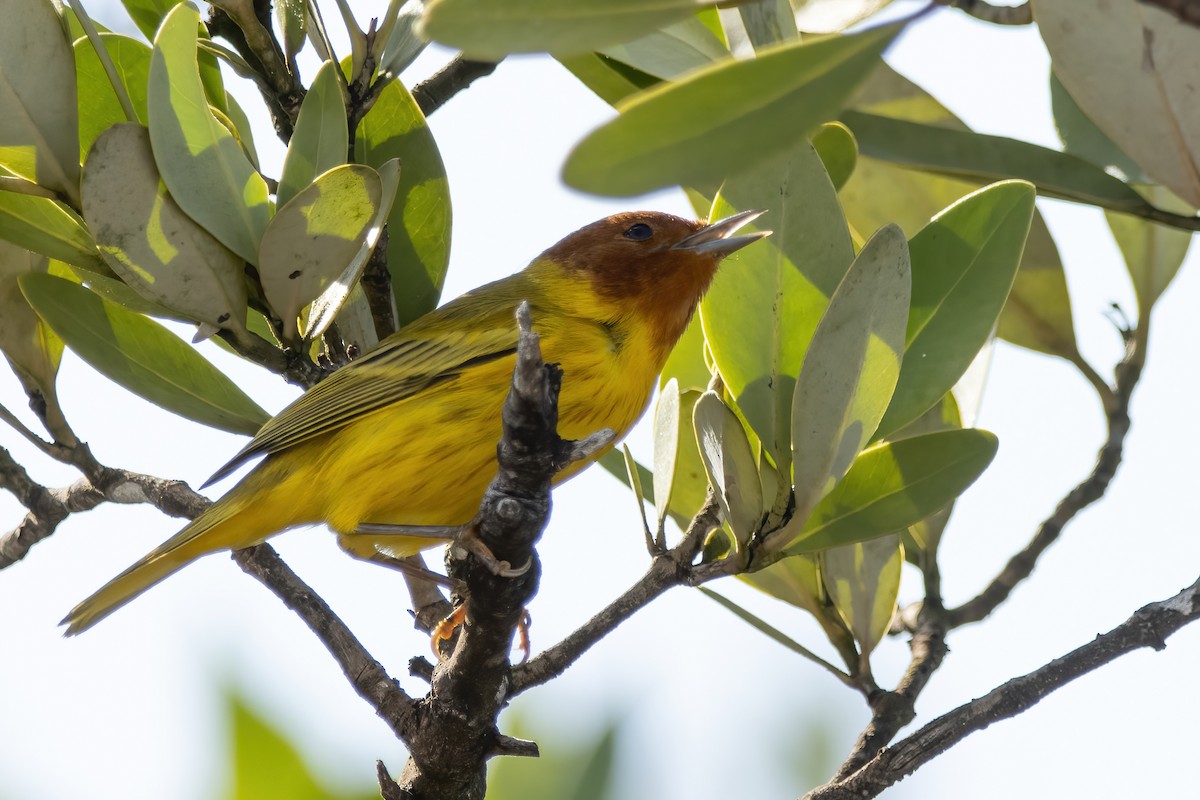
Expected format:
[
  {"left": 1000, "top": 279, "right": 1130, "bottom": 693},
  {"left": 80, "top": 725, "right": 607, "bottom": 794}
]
[
  {"left": 0, "top": 243, "right": 64, "bottom": 418},
  {"left": 74, "top": 33, "right": 151, "bottom": 160},
  {"left": 563, "top": 23, "right": 900, "bottom": 197},
  {"left": 784, "top": 428, "right": 998, "bottom": 554},
  {"left": 422, "top": 0, "right": 704, "bottom": 58},
  {"left": 121, "top": 0, "right": 176, "bottom": 41},
  {"left": 0, "top": 181, "right": 103, "bottom": 270},
  {"left": 277, "top": 60, "right": 347, "bottom": 210},
  {"left": 788, "top": 224, "right": 910, "bottom": 540},
  {"left": 557, "top": 52, "right": 658, "bottom": 107},
  {"left": 355, "top": 77, "right": 451, "bottom": 326},
  {"left": 259, "top": 163, "right": 382, "bottom": 341},
  {"left": 700, "top": 139, "right": 853, "bottom": 472},
  {"left": 820, "top": 534, "right": 902, "bottom": 658},
  {"left": 148, "top": 3, "right": 270, "bottom": 265},
  {"left": 693, "top": 390, "right": 763, "bottom": 546},
  {"left": 844, "top": 65, "right": 1078, "bottom": 361},
  {"left": 812, "top": 121, "right": 857, "bottom": 191},
  {"left": 0, "top": 0, "right": 80, "bottom": 204},
  {"left": 81, "top": 123, "right": 248, "bottom": 333},
  {"left": 875, "top": 181, "right": 1034, "bottom": 438},
  {"left": 275, "top": 0, "right": 307, "bottom": 65},
  {"left": 20, "top": 272, "right": 268, "bottom": 434}
]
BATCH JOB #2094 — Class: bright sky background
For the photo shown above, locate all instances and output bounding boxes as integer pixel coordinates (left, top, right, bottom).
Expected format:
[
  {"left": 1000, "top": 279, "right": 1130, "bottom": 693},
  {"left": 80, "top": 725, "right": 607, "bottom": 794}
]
[{"left": 2, "top": 2, "right": 1199, "bottom": 799}]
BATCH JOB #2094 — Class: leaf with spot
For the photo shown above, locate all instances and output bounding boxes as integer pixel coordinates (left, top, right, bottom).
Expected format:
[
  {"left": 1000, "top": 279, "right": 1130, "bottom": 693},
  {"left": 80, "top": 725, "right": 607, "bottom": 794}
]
[
  {"left": 81, "top": 123, "right": 248, "bottom": 333},
  {"left": 259, "top": 163, "right": 383, "bottom": 342}
]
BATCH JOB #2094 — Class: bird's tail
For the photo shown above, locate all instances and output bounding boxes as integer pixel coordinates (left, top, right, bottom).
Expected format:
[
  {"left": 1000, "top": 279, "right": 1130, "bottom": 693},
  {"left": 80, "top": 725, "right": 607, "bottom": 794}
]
[{"left": 61, "top": 489, "right": 260, "bottom": 636}]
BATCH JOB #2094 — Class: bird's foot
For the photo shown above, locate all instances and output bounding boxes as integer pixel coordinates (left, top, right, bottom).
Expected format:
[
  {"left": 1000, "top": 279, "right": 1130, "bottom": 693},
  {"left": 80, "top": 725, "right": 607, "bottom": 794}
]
[{"left": 456, "top": 522, "right": 532, "bottom": 578}]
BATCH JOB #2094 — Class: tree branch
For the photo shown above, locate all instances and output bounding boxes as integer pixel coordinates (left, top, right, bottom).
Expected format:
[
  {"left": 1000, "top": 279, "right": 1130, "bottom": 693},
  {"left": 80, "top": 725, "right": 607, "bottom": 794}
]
[
  {"left": 412, "top": 56, "right": 501, "bottom": 117},
  {"left": 948, "top": 327, "right": 1142, "bottom": 627},
  {"left": 804, "top": 574, "right": 1200, "bottom": 800}
]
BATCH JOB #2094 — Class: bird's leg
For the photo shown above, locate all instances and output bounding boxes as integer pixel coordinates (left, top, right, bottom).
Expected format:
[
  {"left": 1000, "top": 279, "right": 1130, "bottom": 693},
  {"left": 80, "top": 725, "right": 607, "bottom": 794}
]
[
  {"left": 455, "top": 520, "right": 532, "bottom": 578},
  {"left": 351, "top": 521, "right": 532, "bottom": 578},
  {"left": 432, "top": 603, "right": 468, "bottom": 659}
]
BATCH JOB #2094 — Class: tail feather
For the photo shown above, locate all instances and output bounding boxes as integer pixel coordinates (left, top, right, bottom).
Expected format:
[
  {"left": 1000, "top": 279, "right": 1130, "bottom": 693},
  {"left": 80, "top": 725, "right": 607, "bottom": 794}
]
[{"left": 61, "top": 494, "right": 251, "bottom": 635}]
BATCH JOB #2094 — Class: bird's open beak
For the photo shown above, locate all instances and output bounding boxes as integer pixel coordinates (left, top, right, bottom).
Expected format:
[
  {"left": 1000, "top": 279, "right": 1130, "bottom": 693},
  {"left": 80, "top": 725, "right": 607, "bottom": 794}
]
[{"left": 673, "top": 209, "right": 771, "bottom": 257}]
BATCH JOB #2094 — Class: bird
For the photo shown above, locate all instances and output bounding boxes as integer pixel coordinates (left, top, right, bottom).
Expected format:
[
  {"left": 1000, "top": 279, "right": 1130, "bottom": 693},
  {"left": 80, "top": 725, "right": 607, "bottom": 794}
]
[{"left": 61, "top": 209, "right": 770, "bottom": 635}]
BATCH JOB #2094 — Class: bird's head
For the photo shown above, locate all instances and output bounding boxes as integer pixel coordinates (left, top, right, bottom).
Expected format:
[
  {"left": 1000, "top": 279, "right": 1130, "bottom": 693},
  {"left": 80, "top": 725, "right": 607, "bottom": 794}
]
[{"left": 539, "top": 209, "right": 770, "bottom": 352}]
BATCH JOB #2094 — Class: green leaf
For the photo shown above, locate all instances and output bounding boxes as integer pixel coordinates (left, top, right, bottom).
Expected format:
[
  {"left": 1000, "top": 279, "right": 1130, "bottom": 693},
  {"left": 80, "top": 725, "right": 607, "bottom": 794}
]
[
  {"left": 812, "top": 122, "right": 857, "bottom": 191},
  {"left": 598, "top": 15, "right": 728, "bottom": 80},
  {"left": 277, "top": 60, "right": 347, "bottom": 210},
  {"left": 621, "top": 443, "right": 651, "bottom": 537},
  {"left": 306, "top": 159, "right": 402, "bottom": 341},
  {"left": 820, "top": 534, "right": 902, "bottom": 658},
  {"left": 693, "top": 390, "right": 763, "bottom": 546},
  {"left": 70, "top": 265, "right": 186, "bottom": 322},
  {"left": 660, "top": 313, "right": 711, "bottom": 392},
  {"left": 784, "top": 428, "right": 998, "bottom": 555},
  {"left": 842, "top": 110, "right": 1153, "bottom": 215},
  {"left": 844, "top": 65, "right": 1078, "bottom": 361},
  {"left": 0, "top": 243, "right": 64, "bottom": 409},
  {"left": 1106, "top": 185, "right": 1193, "bottom": 312},
  {"left": 19, "top": 272, "right": 269, "bottom": 434},
  {"left": 377, "top": 0, "right": 428, "bottom": 79},
  {"left": 259, "top": 163, "right": 382, "bottom": 342},
  {"left": 81, "top": 123, "right": 248, "bottom": 333},
  {"left": 148, "top": 3, "right": 270, "bottom": 265},
  {"left": 563, "top": 23, "right": 901, "bottom": 197},
  {"left": 737, "top": 0, "right": 798, "bottom": 50},
  {"left": 227, "top": 692, "right": 330, "bottom": 800},
  {"left": 0, "top": 183, "right": 103, "bottom": 269},
  {"left": 652, "top": 378, "right": 681, "bottom": 532},
  {"left": 557, "top": 52, "right": 658, "bottom": 107},
  {"left": 876, "top": 181, "right": 1034, "bottom": 438},
  {"left": 0, "top": 0, "right": 80, "bottom": 204},
  {"left": 1049, "top": 69, "right": 1147, "bottom": 184},
  {"left": 355, "top": 77, "right": 451, "bottom": 326},
  {"left": 121, "top": 0, "right": 176, "bottom": 41},
  {"left": 74, "top": 34, "right": 151, "bottom": 161},
  {"left": 788, "top": 224, "right": 910, "bottom": 540},
  {"left": 1033, "top": 0, "right": 1200, "bottom": 206},
  {"left": 700, "top": 139, "right": 854, "bottom": 472},
  {"left": 421, "top": 0, "right": 703, "bottom": 59},
  {"left": 274, "top": 0, "right": 308, "bottom": 65}
]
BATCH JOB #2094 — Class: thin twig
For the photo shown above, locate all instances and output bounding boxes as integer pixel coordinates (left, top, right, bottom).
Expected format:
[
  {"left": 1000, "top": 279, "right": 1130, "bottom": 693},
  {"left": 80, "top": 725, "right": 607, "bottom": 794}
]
[
  {"left": 804, "top": 574, "right": 1200, "bottom": 799},
  {"left": 934, "top": 0, "right": 1032, "bottom": 24},
  {"left": 411, "top": 56, "right": 501, "bottom": 117},
  {"left": 948, "top": 326, "right": 1142, "bottom": 627}
]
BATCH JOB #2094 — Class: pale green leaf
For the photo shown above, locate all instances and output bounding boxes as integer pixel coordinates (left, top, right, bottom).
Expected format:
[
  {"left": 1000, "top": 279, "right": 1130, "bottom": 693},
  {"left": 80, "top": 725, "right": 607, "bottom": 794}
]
[
  {"left": 794, "top": 0, "right": 893, "bottom": 33},
  {"left": 355, "top": 77, "right": 451, "bottom": 326},
  {"left": 377, "top": 0, "right": 428, "bottom": 79},
  {"left": 1106, "top": 185, "right": 1193, "bottom": 312},
  {"left": 788, "top": 224, "right": 909, "bottom": 540},
  {"left": 563, "top": 23, "right": 901, "bottom": 196},
  {"left": 598, "top": 15, "right": 726, "bottom": 80},
  {"left": 652, "top": 378, "right": 681, "bottom": 532},
  {"left": 1033, "top": 0, "right": 1200, "bottom": 205},
  {"left": 0, "top": 0, "right": 80, "bottom": 204},
  {"left": 738, "top": 0, "right": 797, "bottom": 50},
  {"left": 121, "top": 0, "right": 176, "bottom": 41},
  {"left": 557, "top": 51, "right": 658, "bottom": 107},
  {"left": 81, "top": 123, "right": 248, "bottom": 333},
  {"left": 148, "top": 3, "right": 270, "bottom": 265},
  {"left": 1049, "top": 69, "right": 1147, "bottom": 184},
  {"left": 700, "top": 139, "right": 853, "bottom": 472},
  {"left": 19, "top": 272, "right": 269, "bottom": 434},
  {"left": 421, "top": 0, "right": 704, "bottom": 58},
  {"left": 876, "top": 181, "right": 1034, "bottom": 438},
  {"left": 259, "top": 163, "right": 382, "bottom": 342},
  {"left": 693, "top": 390, "right": 763, "bottom": 546},
  {"left": 275, "top": 0, "right": 307, "bottom": 64},
  {"left": 621, "top": 443, "right": 651, "bottom": 538},
  {"left": 784, "top": 428, "right": 998, "bottom": 554},
  {"left": 0, "top": 243, "right": 63, "bottom": 403},
  {"left": 812, "top": 121, "right": 857, "bottom": 191},
  {"left": 820, "top": 534, "right": 902, "bottom": 657},
  {"left": 278, "top": 60, "right": 348, "bottom": 209}
]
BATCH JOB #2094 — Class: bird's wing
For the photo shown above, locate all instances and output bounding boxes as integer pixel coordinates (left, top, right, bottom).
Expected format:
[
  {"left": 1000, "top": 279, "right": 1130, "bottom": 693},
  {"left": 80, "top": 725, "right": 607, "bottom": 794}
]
[{"left": 203, "top": 316, "right": 520, "bottom": 487}]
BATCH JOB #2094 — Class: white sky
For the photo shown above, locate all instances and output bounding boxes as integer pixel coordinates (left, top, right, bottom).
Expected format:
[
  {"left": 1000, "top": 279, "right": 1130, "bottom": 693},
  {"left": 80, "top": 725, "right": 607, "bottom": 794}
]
[{"left": 1, "top": 2, "right": 1198, "bottom": 799}]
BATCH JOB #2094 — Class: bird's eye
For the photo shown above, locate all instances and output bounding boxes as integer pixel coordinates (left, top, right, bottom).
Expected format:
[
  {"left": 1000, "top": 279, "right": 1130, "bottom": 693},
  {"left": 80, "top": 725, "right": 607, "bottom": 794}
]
[{"left": 623, "top": 223, "right": 653, "bottom": 241}]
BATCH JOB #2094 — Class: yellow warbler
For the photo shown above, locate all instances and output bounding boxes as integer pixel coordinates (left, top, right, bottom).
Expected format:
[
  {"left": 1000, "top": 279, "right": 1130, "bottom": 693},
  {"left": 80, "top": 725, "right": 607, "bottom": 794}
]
[{"left": 63, "top": 209, "right": 768, "bottom": 634}]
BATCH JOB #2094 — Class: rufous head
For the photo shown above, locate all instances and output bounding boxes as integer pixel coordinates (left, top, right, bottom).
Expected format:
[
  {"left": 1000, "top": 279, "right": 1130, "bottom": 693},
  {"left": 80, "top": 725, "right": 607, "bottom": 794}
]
[{"left": 541, "top": 209, "right": 769, "bottom": 351}]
